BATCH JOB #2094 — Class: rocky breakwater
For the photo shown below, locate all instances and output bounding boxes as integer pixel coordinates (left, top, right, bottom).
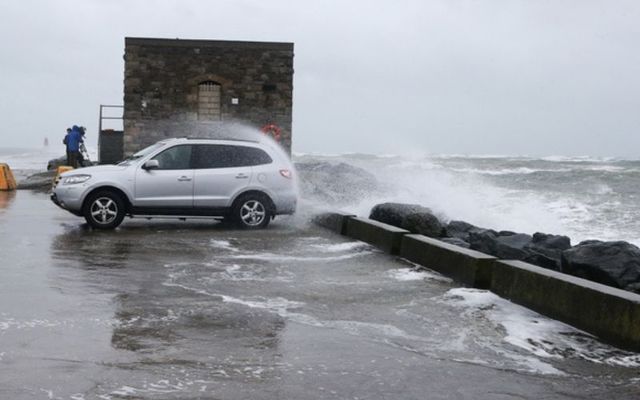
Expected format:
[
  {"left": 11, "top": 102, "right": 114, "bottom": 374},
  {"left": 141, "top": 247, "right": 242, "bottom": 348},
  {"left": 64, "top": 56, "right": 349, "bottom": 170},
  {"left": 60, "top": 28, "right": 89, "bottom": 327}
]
[
  {"left": 562, "top": 241, "right": 640, "bottom": 293},
  {"left": 369, "top": 202, "right": 640, "bottom": 294},
  {"left": 17, "top": 170, "right": 56, "bottom": 191}
]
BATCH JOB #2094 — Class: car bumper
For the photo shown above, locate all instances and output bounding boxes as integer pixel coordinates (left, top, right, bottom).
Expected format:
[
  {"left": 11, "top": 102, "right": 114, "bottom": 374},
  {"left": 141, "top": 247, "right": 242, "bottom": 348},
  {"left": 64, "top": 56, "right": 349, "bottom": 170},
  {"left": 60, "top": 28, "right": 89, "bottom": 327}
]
[
  {"left": 275, "top": 192, "right": 297, "bottom": 215},
  {"left": 51, "top": 185, "right": 85, "bottom": 215}
]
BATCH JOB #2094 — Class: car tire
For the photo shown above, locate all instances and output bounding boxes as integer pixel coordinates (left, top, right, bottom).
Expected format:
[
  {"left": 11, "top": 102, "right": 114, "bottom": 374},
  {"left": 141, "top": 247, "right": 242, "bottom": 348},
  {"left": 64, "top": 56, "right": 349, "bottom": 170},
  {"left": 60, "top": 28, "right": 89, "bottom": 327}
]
[
  {"left": 83, "top": 190, "right": 126, "bottom": 230},
  {"left": 231, "top": 194, "right": 272, "bottom": 229}
]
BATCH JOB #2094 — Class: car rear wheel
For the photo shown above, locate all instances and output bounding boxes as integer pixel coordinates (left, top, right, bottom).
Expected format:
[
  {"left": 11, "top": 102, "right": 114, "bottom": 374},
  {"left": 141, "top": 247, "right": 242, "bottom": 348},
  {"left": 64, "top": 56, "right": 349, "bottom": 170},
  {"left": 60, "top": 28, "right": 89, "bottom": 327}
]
[
  {"left": 83, "top": 190, "right": 126, "bottom": 229},
  {"left": 231, "top": 194, "right": 272, "bottom": 229}
]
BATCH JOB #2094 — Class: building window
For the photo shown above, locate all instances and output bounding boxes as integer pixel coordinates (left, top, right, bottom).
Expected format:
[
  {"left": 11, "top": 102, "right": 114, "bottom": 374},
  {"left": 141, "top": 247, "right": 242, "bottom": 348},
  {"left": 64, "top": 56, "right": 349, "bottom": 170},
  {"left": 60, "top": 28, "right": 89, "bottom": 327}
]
[{"left": 198, "top": 81, "right": 221, "bottom": 121}]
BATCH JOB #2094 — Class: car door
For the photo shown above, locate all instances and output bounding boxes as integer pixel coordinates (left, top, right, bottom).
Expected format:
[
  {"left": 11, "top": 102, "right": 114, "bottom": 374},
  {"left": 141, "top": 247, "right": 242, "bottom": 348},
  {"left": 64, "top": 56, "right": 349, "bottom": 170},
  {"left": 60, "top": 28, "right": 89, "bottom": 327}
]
[
  {"left": 134, "top": 144, "right": 195, "bottom": 208},
  {"left": 192, "top": 144, "right": 253, "bottom": 208}
]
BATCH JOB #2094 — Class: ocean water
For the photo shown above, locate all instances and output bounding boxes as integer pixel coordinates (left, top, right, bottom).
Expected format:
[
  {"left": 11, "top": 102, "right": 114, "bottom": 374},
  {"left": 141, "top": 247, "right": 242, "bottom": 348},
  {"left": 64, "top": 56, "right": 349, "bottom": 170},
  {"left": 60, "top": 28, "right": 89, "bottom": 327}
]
[
  {"left": 296, "top": 152, "right": 640, "bottom": 246},
  {"left": 0, "top": 146, "right": 96, "bottom": 180}
]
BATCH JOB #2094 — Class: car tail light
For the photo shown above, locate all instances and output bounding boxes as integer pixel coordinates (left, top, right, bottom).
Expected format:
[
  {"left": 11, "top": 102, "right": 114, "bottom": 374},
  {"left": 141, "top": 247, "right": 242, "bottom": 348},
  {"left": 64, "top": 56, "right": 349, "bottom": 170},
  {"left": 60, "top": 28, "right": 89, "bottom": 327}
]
[{"left": 279, "top": 169, "right": 292, "bottom": 179}]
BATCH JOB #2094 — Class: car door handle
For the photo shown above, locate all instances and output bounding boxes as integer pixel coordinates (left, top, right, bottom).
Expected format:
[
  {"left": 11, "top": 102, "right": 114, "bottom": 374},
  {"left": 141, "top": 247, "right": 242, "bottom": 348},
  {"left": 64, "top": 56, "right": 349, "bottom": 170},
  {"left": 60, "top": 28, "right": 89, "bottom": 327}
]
[
  {"left": 235, "top": 174, "right": 249, "bottom": 179},
  {"left": 177, "top": 176, "right": 192, "bottom": 182}
]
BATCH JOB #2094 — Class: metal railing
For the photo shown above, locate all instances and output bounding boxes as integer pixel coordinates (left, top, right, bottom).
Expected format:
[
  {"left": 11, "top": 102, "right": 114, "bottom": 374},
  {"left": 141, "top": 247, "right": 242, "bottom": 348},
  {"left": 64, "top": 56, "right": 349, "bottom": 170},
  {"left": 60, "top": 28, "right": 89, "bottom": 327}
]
[
  {"left": 98, "top": 104, "right": 124, "bottom": 133},
  {"left": 98, "top": 105, "right": 124, "bottom": 164}
]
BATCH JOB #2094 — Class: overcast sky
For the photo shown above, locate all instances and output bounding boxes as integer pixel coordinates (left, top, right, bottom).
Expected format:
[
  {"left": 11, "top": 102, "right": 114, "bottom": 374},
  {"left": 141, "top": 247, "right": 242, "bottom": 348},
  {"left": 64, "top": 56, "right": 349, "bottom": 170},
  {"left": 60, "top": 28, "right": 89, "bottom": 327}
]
[{"left": 1, "top": 0, "right": 639, "bottom": 157}]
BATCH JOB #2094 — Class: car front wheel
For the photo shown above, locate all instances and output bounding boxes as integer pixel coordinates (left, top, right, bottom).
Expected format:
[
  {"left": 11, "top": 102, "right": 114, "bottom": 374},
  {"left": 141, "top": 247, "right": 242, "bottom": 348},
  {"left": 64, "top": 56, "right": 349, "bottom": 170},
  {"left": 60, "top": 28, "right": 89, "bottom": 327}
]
[{"left": 83, "top": 190, "right": 126, "bottom": 229}]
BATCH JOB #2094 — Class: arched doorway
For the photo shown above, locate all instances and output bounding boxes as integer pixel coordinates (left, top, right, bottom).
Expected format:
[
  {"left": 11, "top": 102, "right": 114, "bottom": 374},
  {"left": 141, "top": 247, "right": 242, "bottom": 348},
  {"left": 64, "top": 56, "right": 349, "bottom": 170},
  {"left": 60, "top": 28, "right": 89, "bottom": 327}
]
[{"left": 198, "top": 81, "right": 222, "bottom": 121}]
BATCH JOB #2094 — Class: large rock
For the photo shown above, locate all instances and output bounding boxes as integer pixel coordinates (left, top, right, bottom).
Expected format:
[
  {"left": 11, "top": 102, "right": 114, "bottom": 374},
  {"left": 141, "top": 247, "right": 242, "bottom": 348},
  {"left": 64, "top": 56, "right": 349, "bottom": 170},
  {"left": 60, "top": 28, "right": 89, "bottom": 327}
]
[
  {"left": 464, "top": 229, "right": 570, "bottom": 271},
  {"left": 369, "top": 203, "right": 444, "bottom": 237},
  {"left": 295, "top": 161, "right": 379, "bottom": 205},
  {"left": 468, "top": 230, "right": 533, "bottom": 260},
  {"left": 522, "top": 232, "right": 571, "bottom": 271},
  {"left": 561, "top": 240, "right": 640, "bottom": 292},
  {"left": 444, "top": 220, "right": 484, "bottom": 242},
  {"left": 369, "top": 202, "right": 432, "bottom": 228},
  {"left": 400, "top": 212, "right": 444, "bottom": 238}
]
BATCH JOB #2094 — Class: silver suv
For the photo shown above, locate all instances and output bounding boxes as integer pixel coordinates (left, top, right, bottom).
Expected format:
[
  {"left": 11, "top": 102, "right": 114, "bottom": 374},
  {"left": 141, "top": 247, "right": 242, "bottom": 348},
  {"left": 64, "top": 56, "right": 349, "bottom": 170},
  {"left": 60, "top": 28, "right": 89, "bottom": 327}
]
[{"left": 51, "top": 138, "right": 297, "bottom": 229}]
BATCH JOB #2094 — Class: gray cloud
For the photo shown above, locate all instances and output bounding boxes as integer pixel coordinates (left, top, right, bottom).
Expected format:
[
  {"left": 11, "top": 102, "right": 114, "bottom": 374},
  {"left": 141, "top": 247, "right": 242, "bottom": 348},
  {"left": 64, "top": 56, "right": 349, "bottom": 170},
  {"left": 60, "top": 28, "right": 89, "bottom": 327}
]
[{"left": 1, "top": 0, "right": 639, "bottom": 157}]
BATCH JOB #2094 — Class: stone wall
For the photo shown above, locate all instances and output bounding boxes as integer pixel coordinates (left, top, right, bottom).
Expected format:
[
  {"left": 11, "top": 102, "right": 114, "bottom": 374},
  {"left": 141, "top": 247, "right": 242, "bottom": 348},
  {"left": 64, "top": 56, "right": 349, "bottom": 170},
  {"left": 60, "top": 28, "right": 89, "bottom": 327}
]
[{"left": 123, "top": 37, "right": 294, "bottom": 155}]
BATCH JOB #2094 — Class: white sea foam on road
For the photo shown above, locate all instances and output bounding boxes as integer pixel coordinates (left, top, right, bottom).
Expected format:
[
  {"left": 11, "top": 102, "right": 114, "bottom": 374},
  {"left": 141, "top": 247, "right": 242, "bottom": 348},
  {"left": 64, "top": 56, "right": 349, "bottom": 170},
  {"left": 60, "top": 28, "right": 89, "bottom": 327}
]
[
  {"left": 441, "top": 288, "right": 640, "bottom": 369},
  {"left": 209, "top": 239, "right": 240, "bottom": 252},
  {"left": 387, "top": 267, "right": 452, "bottom": 283},
  {"left": 203, "top": 263, "right": 294, "bottom": 283},
  {"left": 309, "top": 241, "right": 372, "bottom": 252},
  {"left": 226, "top": 252, "right": 371, "bottom": 262}
]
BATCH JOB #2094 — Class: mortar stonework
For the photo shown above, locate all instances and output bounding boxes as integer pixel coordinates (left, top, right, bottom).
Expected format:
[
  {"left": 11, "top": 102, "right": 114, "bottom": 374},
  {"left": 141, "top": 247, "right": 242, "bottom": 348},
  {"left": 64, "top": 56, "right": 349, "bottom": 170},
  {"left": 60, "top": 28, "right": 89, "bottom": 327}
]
[{"left": 123, "top": 37, "right": 294, "bottom": 155}]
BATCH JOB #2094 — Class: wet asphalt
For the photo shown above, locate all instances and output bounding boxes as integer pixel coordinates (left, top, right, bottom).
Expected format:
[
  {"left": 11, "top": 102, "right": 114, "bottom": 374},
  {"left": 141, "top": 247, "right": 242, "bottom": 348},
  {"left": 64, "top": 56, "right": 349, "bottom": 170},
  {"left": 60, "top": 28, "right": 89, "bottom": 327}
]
[{"left": 0, "top": 191, "right": 638, "bottom": 399}]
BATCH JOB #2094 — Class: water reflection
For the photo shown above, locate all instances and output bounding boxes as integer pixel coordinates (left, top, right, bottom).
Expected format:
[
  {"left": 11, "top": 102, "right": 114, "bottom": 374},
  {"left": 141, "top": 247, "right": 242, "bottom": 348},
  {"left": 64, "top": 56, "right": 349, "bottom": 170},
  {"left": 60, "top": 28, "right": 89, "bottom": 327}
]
[
  {"left": 0, "top": 190, "right": 16, "bottom": 211},
  {"left": 50, "top": 225, "right": 285, "bottom": 360},
  {"left": 51, "top": 225, "right": 134, "bottom": 269}
]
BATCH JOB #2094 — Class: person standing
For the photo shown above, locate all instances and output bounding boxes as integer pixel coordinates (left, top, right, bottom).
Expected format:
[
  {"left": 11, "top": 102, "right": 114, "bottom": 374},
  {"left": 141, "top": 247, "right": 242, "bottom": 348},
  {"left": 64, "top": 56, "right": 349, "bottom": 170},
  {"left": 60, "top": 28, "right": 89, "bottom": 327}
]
[
  {"left": 64, "top": 126, "right": 84, "bottom": 168},
  {"left": 63, "top": 128, "right": 72, "bottom": 165}
]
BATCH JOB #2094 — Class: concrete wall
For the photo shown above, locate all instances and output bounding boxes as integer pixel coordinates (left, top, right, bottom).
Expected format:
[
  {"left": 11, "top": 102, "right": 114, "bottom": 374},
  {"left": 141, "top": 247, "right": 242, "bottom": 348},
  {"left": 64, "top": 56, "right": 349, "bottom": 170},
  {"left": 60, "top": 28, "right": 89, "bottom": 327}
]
[
  {"left": 344, "top": 217, "right": 408, "bottom": 254},
  {"left": 312, "top": 211, "right": 355, "bottom": 235},
  {"left": 491, "top": 260, "right": 640, "bottom": 351},
  {"left": 400, "top": 234, "right": 496, "bottom": 289},
  {"left": 123, "top": 38, "right": 294, "bottom": 155},
  {"left": 312, "top": 212, "right": 640, "bottom": 351}
]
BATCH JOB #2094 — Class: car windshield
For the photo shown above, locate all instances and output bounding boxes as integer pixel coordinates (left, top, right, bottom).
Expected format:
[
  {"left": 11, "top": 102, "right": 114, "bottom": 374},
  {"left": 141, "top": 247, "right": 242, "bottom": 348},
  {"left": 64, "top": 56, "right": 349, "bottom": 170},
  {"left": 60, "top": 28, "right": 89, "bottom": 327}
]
[{"left": 118, "top": 142, "right": 166, "bottom": 164}]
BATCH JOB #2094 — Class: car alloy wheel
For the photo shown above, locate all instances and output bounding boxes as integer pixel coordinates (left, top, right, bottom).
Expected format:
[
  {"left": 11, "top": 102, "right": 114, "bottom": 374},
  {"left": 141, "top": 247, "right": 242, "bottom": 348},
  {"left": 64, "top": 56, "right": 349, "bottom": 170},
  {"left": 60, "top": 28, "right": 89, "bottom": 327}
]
[
  {"left": 90, "top": 197, "right": 119, "bottom": 225},
  {"left": 240, "top": 200, "right": 266, "bottom": 227}
]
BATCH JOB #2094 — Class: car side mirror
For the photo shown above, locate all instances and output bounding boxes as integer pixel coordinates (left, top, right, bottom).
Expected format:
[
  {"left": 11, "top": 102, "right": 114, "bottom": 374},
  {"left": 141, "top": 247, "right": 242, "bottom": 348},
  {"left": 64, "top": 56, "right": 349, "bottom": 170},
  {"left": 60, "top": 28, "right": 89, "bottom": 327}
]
[{"left": 142, "top": 160, "right": 159, "bottom": 170}]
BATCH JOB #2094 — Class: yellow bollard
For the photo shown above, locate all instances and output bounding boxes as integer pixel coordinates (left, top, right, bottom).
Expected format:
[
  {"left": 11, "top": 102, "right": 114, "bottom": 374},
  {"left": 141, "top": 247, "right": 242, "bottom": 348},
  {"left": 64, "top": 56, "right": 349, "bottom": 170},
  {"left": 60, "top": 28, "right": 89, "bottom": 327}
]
[
  {"left": 52, "top": 166, "right": 74, "bottom": 189},
  {"left": 0, "top": 163, "right": 17, "bottom": 191}
]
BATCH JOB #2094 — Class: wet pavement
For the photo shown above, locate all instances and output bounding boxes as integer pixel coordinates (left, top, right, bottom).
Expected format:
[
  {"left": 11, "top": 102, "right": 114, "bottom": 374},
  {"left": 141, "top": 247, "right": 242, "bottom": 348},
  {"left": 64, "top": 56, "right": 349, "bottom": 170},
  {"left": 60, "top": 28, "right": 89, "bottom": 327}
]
[{"left": 1, "top": 190, "right": 639, "bottom": 399}]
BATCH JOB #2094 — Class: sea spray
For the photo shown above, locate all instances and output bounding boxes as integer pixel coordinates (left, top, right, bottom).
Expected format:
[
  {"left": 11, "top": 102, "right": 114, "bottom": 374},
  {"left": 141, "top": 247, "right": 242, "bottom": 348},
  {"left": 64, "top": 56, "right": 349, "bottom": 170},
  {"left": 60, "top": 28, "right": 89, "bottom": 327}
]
[{"left": 294, "top": 153, "right": 640, "bottom": 245}]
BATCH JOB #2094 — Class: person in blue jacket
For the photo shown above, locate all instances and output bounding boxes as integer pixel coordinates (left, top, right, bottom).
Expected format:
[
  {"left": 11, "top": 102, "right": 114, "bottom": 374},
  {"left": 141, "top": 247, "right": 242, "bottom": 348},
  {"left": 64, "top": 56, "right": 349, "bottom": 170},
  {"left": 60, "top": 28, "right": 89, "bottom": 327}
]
[
  {"left": 64, "top": 125, "right": 84, "bottom": 168},
  {"left": 63, "top": 128, "right": 72, "bottom": 166}
]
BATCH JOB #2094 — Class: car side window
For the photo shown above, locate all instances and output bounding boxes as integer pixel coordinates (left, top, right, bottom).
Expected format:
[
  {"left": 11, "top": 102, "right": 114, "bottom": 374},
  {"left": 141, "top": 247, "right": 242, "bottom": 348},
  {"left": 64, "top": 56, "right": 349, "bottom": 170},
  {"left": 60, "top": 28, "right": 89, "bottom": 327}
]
[
  {"left": 236, "top": 146, "right": 273, "bottom": 166},
  {"left": 194, "top": 145, "right": 232, "bottom": 169},
  {"left": 194, "top": 145, "right": 273, "bottom": 169},
  {"left": 151, "top": 145, "right": 193, "bottom": 170}
]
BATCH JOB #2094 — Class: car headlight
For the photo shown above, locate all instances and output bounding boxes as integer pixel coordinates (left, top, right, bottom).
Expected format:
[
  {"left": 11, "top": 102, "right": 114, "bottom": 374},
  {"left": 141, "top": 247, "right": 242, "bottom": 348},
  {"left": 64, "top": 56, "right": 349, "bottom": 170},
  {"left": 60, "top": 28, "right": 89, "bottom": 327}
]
[{"left": 61, "top": 174, "right": 92, "bottom": 185}]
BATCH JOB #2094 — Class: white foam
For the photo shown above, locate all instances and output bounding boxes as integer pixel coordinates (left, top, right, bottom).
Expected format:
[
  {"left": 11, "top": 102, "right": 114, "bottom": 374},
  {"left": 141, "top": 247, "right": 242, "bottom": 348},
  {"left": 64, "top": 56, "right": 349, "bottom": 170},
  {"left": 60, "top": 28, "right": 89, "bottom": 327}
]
[
  {"left": 226, "top": 252, "right": 370, "bottom": 262},
  {"left": 451, "top": 167, "right": 571, "bottom": 176},
  {"left": 541, "top": 155, "right": 617, "bottom": 163},
  {"left": 441, "top": 288, "right": 640, "bottom": 369},
  {"left": 220, "top": 295, "right": 304, "bottom": 312},
  {"left": 0, "top": 318, "right": 64, "bottom": 330},
  {"left": 309, "top": 241, "right": 371, "bottom": 252},
  {"left": 163, "top": 281, "right": 304, "bottom": 312},
  {"left": 387, "top": 267, "right": 452, "bottom": 283},
  {"left": 209, "top": 239, "right": 239, "bottom": 252},
  {"left": 586, "top": 165, "right": 626, "bottom": 172}
]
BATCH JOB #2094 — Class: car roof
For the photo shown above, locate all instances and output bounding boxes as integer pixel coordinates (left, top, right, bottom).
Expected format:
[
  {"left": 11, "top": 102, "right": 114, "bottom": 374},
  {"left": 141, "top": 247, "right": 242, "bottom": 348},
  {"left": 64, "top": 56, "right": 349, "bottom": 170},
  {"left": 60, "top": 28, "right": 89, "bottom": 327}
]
[{"left": 165, "top": 137, "right": 263, "bottom": 146}]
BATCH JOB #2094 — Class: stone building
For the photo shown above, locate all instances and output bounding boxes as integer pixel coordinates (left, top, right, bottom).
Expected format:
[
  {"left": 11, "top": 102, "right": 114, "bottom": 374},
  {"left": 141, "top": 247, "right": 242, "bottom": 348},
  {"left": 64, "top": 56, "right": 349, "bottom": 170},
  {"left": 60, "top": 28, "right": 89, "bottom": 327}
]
[{"left": 122, "top": 37, "right": 294, "bottom": 156}]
